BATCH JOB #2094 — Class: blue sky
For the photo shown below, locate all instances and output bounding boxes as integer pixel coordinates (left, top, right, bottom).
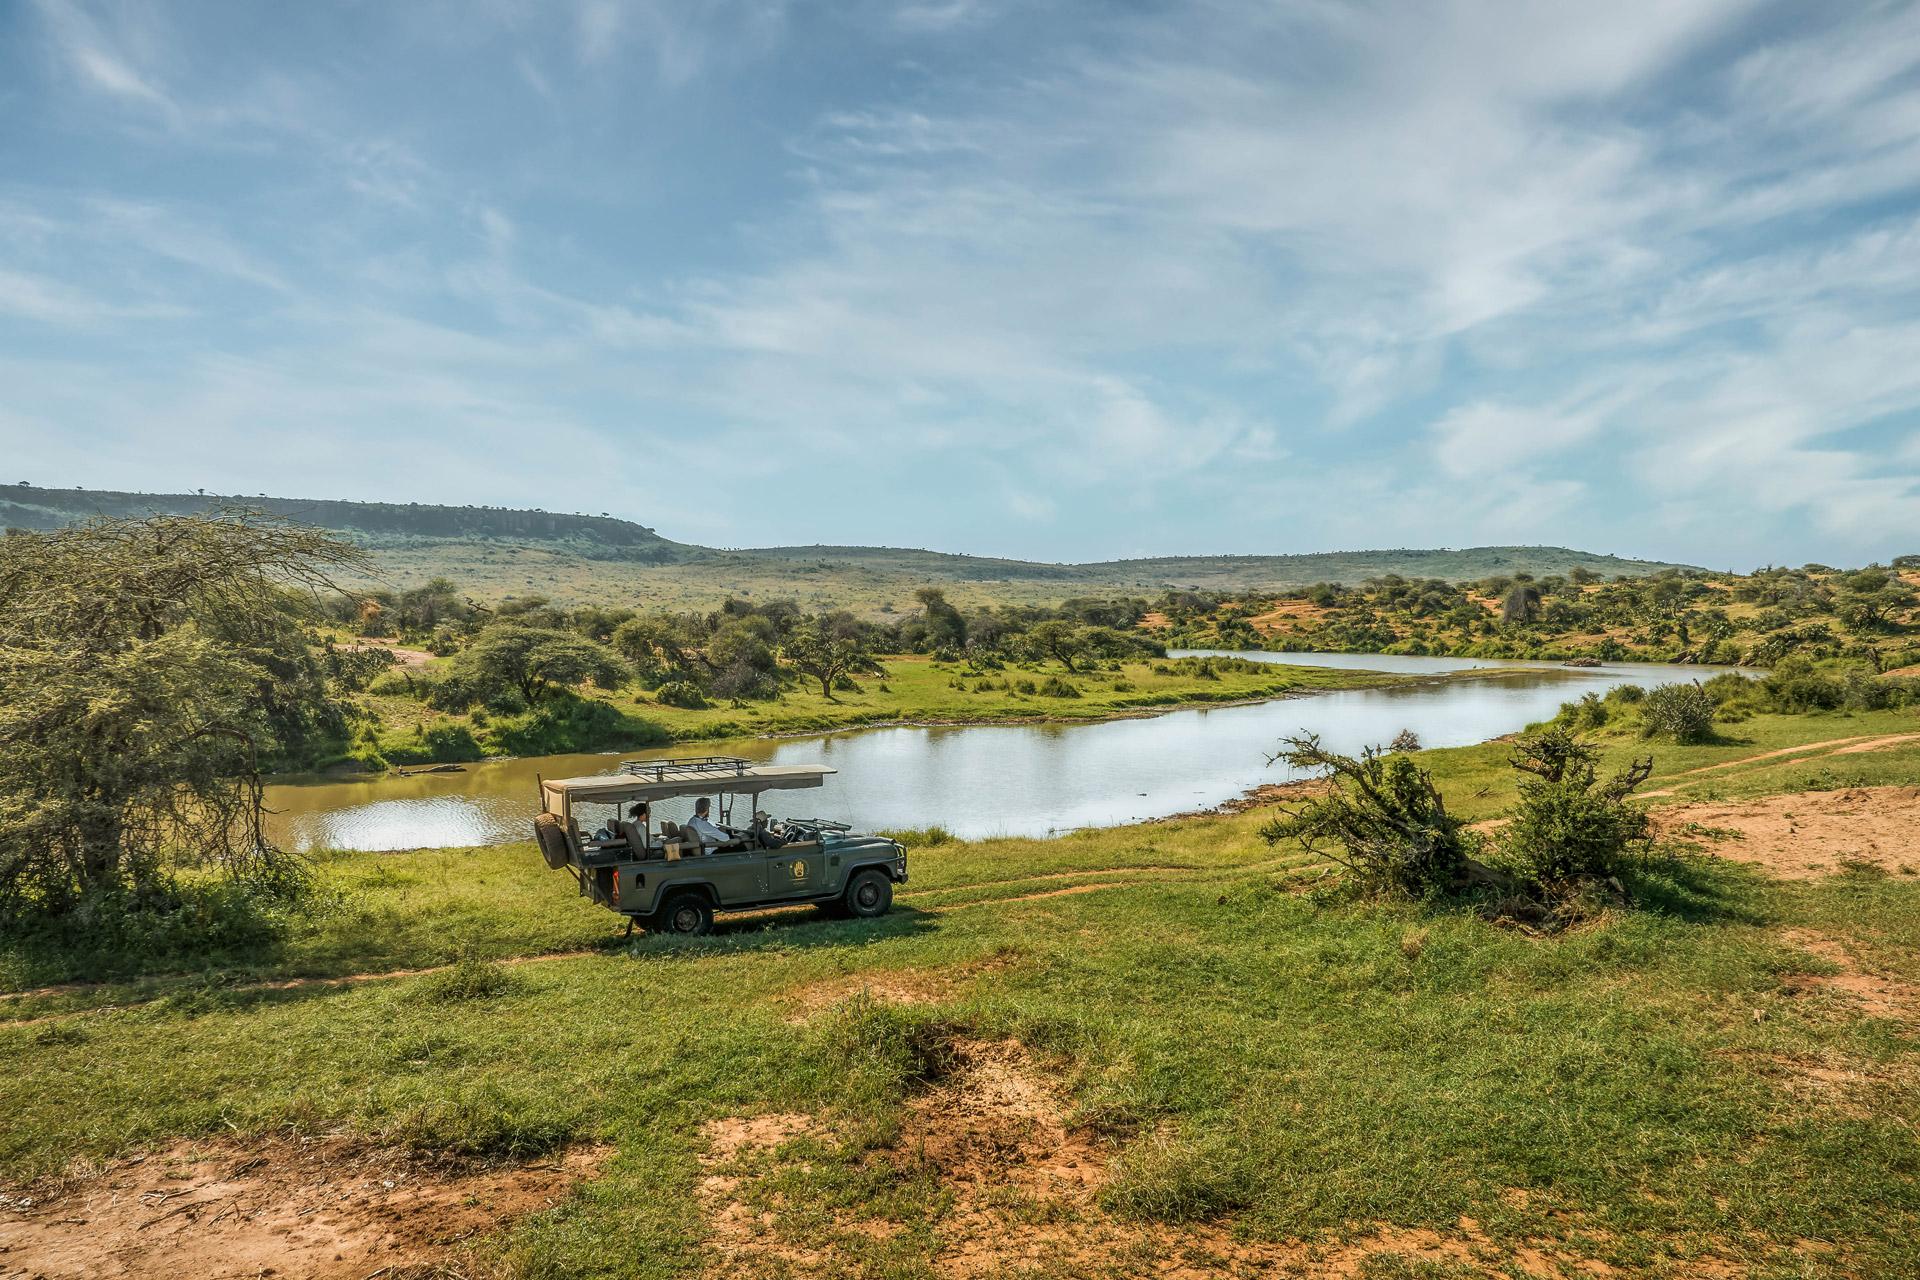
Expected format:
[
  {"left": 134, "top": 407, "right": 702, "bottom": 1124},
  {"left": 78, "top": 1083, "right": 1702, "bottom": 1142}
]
[{"left": 3, "top": 0, "right": 1918, "bottom": 568}]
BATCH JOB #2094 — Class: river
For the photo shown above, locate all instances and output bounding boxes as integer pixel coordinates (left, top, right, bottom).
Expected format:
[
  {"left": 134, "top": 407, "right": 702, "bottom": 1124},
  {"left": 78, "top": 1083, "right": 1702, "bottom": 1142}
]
[{"left": 263, "top": 651, "right": 1740, "bottom": 852}]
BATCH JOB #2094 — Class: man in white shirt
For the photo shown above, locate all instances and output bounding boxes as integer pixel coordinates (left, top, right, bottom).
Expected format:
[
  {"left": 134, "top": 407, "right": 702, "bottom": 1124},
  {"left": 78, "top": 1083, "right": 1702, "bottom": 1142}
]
[{"left": 685, "top": 798, "right": 736, "bottom": 849}]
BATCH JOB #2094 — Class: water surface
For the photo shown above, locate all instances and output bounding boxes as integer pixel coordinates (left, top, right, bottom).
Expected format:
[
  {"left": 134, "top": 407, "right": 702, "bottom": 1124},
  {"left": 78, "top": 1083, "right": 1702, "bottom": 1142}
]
[{"left": 267, "top": 652, "right": 1738, "bottom": 851}]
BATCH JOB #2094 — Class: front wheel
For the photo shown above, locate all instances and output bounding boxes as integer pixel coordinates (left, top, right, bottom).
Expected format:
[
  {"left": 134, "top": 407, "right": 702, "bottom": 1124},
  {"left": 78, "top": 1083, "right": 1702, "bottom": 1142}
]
[
  {"left": 655, "top": 892, "right": 714, "bottom": 936},
  {"left": 843, "top": 869, "right": 893, "bottom": 919}
]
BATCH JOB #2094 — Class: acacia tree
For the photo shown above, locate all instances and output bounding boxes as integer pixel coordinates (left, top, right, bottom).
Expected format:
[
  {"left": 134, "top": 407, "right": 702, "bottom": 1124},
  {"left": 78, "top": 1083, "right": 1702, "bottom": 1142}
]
[
  {"left": 444, "top": 624, "right": 628, "bottom": 707},
  {"left": 1835, "top": 569, "right": 1916, "bottom": 630},
  {"left": 0, "top": 511, "right": 366, "bottom": 920},
  {"left": 782, "top": 613, "right": 881, "bottom": 700},
  {"left": 1501, "top": 582, "right": 1542, "bottom": 625},
  {"left": 915, "top": 587, "right": 968, "bottom": 651},
  {"left": 1028, "top": 619, "right": 1089, "bottom": 672}
]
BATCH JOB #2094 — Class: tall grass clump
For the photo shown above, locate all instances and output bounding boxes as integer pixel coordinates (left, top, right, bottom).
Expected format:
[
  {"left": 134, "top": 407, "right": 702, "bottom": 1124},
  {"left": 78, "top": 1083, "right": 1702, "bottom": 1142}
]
[{"left": 415, "top": 955, "right": 520, "bottom": 1002}]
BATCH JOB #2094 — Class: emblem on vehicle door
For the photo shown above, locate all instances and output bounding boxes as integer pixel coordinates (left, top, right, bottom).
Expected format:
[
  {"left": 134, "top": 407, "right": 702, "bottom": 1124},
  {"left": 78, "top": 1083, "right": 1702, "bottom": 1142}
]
[{"left": 788, "top": 859, "right": 807, "bottom": 880}]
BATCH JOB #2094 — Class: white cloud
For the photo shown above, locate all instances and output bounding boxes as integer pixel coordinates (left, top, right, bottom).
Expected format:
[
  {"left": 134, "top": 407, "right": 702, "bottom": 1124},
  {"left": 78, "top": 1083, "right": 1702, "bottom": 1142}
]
[{"left": 0, "top": 267, "right": 183, "bottom": 326}]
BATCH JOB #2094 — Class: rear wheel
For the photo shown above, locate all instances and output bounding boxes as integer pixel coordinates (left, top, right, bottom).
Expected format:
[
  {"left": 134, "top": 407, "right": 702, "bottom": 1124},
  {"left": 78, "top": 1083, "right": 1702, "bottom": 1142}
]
[
  {"left": 655, "top": 892, "right": 714, "bottom": 936},
  {"left": 843, "top": 869, "right": 893, "bottom": 919}
]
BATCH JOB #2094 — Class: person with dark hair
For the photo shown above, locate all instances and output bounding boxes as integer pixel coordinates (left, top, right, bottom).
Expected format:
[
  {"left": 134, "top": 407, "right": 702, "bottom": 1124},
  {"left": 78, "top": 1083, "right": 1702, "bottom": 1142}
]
[{"left": 611, "top": 801, "right": 648, "bottom": 849}]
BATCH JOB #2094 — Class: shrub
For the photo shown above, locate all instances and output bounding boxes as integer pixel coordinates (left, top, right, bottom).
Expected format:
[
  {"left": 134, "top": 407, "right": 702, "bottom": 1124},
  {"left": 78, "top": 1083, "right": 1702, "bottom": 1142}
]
[
  {"left": 385, "top": 1088, "right": 572, "bottom": 1159},
  {"left": 367, "top": 669, "right": 418, "bottom": 697},
  {"left": 1037, "top": 676, "right": 1081, "bottom": 698},
  {"left": 1640, "top": 683, "right": 1716, "bottom": 742},
  {"left": 655, "top": 680, "right": 710, "bottom": 709},
  {"left": 1499, "top": 729, "right": 1652, "bottom": 888},
  {"left": 1260, "top": 734, "right": 1476, "bottom": 898},
  {"left": 385, "top": 723, "right": 482, "bottom": 765},
  {"left": 490, "top": 697, "right": 666, "bottom": 756},
  {"left": 416, "top": 956, "right": 519, "bottom": 1002},
  {"left": 878, "top": 825, "right": 956, "bottom": 846}
]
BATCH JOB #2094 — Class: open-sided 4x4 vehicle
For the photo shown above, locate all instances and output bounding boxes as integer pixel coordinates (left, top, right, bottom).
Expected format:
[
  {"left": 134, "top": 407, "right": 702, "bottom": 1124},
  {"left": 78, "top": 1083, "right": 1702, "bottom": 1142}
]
[{"left": 532, "top": 756, "right": 908, "bottom": 935}]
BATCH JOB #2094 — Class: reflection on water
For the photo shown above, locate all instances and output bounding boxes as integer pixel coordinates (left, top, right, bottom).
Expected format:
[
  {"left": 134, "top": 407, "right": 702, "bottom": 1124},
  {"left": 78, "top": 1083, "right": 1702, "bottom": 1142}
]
[{"left": 266, "top": 652, "right": 1744, "bottom": 852}]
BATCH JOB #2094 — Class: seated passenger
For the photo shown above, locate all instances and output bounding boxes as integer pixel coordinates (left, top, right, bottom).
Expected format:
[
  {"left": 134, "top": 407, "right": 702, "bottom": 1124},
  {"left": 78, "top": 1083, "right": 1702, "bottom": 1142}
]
[
  {"left": 684, "top": 798, "right": 737, "bottom": 849},
  {"left": 608, "top": 802, "right": 649, "bottom": 849},
  {"left": 749, "top": 811, "right": 786, "bottom": 849}
]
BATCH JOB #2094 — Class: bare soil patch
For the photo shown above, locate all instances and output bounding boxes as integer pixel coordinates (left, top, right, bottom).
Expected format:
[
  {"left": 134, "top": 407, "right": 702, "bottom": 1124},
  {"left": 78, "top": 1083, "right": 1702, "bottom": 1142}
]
[
  {"left": 342, "top": 638, "right": 435, "bottom": 668},
  {"left": 0, "top": 1135, "right": 608, "bottom": 1280},
  {"left": 1777, "top": 928, "right": 1920, "bottom": 1021},
  {"left": 696, "top": 1038, "right": 1636, "bottom": 1277},
  {"left": 1654, "top": 786, "right": 1920, "bottom": 880},
  {"left": 697, "top": 1112, "right": 827, "bottom": 1271},
  {"left": 1248, "top": 599, "right": 1331, "bottom": 634}
]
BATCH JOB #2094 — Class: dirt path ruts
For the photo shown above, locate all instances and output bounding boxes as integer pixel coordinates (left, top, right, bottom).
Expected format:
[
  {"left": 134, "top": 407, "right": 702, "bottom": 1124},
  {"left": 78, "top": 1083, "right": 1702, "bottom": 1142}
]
[
  {"left": 1638, "top": 732, "right": 1920, "bottom": 799},
  {"left": 4, "top": 851, "right": 1329, "bottom": 1026}
]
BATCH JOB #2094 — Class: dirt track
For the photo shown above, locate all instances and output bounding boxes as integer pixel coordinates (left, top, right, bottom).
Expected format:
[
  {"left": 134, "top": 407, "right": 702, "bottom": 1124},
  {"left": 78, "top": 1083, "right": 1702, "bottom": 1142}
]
[{"left": 0, "top": 1137, "right": 607, "bottom": 1280}]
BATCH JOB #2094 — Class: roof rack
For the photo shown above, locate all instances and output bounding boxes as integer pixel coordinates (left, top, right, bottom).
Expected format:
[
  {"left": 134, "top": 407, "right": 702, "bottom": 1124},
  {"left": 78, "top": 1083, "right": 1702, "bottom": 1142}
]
[{"left": 618, "top": 755, "right": 753, "bottom": 782}]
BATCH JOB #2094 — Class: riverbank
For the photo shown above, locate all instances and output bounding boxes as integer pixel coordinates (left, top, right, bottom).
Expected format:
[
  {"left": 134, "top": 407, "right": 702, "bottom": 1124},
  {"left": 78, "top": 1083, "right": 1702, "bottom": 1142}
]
[
  {"left": 5, "top": 707, "right": 1919, "bottom": 1277},
  {"left": 338, "top": 653, "right": 1408, "bottom": 772}
]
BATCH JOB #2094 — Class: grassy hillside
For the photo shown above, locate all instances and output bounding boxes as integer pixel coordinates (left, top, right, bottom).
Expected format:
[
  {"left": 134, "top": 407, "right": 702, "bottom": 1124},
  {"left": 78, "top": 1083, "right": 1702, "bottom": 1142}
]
[
  {"left": 5, "top": 709, "right": 1918, "bottom": 1277},
  {"left": 1, "top": 483, "right": 1694, "bottom": 611}
]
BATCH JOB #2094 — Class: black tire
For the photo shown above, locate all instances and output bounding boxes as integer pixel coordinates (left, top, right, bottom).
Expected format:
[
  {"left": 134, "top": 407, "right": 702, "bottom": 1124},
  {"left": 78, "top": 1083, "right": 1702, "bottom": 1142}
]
[
  {"left": 655, "top": 891, "right": 714, "bottom": 936},
  {"left": 843, "top": 869, "right": 893, "bottom": 919},
  {"left": 533, "top": 813, "right": 571, "bottom": 870}
]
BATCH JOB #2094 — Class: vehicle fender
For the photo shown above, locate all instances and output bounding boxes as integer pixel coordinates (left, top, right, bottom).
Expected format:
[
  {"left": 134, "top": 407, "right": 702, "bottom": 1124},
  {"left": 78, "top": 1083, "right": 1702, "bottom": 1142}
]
[
  {"left": 843, "top": 858, "right": 907, "bottom": 887},
  {"left": 639, "top": 877, "right": 719, "bottom": 915}
]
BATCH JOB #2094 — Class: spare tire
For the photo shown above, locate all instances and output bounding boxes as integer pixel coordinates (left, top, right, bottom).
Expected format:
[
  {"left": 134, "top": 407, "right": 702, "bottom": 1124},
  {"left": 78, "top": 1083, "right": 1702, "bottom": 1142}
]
[{"left": 533, "top": 813, "right": 572, "bottom": 869}]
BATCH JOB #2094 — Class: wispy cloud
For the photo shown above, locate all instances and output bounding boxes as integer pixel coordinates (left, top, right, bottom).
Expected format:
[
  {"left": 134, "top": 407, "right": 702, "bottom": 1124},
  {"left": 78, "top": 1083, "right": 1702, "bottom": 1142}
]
[{"left": 2, "top": 1, "right": 1918, "bottom": 565}]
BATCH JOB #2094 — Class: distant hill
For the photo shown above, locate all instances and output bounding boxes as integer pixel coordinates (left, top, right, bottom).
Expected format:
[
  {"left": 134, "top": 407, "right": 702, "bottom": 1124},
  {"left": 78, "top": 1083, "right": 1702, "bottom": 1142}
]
[
  {"left": 738, "top": 544, "right": 1697, "bottom": 589},
  {"left": 0, "top": 484, "right": 689, "bottom": 563},
  {"left": 1, "top": 484, "right": 1698, "bottom": 610}
]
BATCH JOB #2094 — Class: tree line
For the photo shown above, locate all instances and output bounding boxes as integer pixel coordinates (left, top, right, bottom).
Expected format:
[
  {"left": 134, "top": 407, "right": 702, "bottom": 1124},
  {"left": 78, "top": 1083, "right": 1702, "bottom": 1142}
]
[
  {"left": 331, "top": 583, "right": 1164, "bottom": 715},
  {"left": 1155, "top": 562, "right": 1919, "bottom": 668}
]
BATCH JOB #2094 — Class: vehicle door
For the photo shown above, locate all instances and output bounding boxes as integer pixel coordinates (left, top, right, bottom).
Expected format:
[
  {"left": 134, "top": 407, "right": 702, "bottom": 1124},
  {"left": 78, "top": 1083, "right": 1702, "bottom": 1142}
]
[
  {"left": 765, "top": 840, "right": 828, "bottom": 899},
  {"left": 699, "top": 846, "right": 768, "bottom": 905}
]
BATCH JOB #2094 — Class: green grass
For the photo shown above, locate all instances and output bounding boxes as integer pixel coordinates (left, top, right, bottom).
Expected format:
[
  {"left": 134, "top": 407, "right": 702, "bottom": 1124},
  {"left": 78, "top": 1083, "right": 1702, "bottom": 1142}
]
[{"left": 5, "top": 711, "right": 1919, "bottom": 1277}]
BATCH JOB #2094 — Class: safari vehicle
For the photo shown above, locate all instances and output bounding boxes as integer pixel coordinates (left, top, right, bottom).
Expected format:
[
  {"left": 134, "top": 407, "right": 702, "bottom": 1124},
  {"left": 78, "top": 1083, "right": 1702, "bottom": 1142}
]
[{"left": 531, "top": 756, "right": 908, "bottom": 935}]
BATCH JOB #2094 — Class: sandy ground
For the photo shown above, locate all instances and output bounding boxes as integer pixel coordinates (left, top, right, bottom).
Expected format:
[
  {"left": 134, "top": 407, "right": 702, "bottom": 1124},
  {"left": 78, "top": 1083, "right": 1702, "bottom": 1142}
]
[
  {"left": 342, "top": 638, "right": 435, "bottom": 668},
  {"left": 1656, "top": 786, "right": 1920, "bottom": 880},
  {"left": 0, "top": 1137, "right": 607, "bottom": 1280},
  {"left": 1247, "top": 599, "right": 1331, "bottom": 634}
]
